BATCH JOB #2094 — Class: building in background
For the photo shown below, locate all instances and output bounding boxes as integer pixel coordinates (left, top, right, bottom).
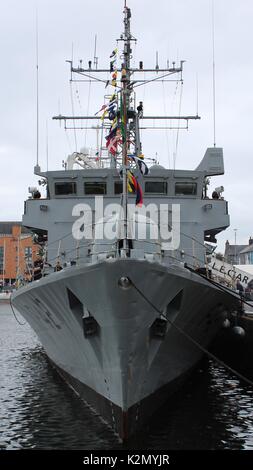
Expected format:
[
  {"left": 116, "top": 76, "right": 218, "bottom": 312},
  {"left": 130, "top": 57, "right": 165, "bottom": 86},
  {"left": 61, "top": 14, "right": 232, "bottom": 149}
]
[
  {"left": 224, "top": 237, "right": 253, "bottom": 267},
  {"left": 0, "top": 222, "right": 38, "bottom": 286},
  {"left": 239, "top": 237, "right": 253, "bottom": 265},
  {"left": 224, "top": 240, "right": 248, "bottom": 265}
]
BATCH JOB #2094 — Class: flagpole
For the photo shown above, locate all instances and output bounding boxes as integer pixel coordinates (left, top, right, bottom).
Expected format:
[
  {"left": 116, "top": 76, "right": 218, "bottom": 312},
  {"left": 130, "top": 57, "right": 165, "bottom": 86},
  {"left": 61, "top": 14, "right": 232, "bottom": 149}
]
[
  {"left": 122, "top": 74, "right": 128, "bottom": 253},
  {"left": 122, "top": 2, "right": 130, "bottom": 254}
]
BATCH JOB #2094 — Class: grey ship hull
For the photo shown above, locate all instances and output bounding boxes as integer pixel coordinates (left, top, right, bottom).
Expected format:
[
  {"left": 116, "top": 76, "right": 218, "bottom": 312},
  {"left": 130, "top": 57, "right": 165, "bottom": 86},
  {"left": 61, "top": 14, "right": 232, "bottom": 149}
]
[{"left": 12, "top": 259, "right": 235, "bottom": 439}]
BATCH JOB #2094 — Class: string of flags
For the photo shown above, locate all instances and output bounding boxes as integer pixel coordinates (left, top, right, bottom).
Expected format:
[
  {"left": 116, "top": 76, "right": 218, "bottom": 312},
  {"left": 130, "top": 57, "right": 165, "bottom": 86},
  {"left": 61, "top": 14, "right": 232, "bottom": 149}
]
[
  {"left": 106, "top": 47, "right": 118, "bottom": 88},
  {"left": 127, "top": 170, "right": 143, "bottom": 206},
  {"left": 106, "top": 129, "right": 122, "bottom": 157},
  {"left": 93, "top": 45, "right": 148, "bottom": 206},
  {"left": 119, "top": 169, "right": 143, "bottom": 206},
  {"left": 127, "top": 154, "right": 149, "bottom": 176}
]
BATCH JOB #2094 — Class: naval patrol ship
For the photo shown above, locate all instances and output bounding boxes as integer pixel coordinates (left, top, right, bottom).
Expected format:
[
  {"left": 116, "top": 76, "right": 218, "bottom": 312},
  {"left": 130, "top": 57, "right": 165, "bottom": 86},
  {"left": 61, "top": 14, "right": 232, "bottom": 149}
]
[{"left": 12, "top": 2, "right": 237, "bottom": 439}]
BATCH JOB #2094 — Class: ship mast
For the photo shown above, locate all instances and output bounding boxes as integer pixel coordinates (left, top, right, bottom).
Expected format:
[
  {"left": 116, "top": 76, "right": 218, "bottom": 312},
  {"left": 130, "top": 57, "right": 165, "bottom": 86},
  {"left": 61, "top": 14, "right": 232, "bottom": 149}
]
[
  {"left": 121, "top": 1, "right": 132, "bottom": 253},
  {"left": 52, "top": 3, "right": 201, "bottom": 229}
]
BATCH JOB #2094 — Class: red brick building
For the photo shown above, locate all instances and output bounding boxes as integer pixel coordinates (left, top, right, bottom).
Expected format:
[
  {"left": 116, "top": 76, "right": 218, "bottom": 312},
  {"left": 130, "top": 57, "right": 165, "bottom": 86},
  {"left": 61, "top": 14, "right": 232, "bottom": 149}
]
[{"left": 0, "top": 222, "right": 38, "bottom": 286}]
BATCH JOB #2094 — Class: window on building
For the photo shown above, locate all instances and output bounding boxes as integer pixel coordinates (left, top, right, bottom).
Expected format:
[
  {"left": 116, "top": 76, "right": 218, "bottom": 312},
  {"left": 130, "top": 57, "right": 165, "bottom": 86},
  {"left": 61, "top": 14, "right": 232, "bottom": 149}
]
[
  {"left": 145, "top": 181, "right": 167, "bottom": 194},
  {"left": 55, "top": 182, "right": 77, "bottom": 195},
  {"left": 175, "top": 182, "right": 197, "bottom": 196},
  {"left": 84, "top": 182, "right": 107, "bottom": 195},
  {"left": 0, "top": 247, "right": 3, "bottom": 275},
  {"left": 114, "top": 181, "right": 123, "bottom": 194},
  {"left": 248, "top": 252, "right": 253, "bottom": 264},
  {"left": 25, "top": 247, "right": 32, "bottom": 256}
]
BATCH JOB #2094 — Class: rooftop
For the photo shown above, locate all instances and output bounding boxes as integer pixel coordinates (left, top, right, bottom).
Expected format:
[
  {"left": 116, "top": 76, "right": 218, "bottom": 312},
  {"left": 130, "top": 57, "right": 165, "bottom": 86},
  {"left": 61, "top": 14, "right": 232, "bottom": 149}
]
[
  {"left": 225, "top": 243, "right": 247, "bottom": 256},
  {"left": 240, "top": 244, "right": 253, "bottom": 254},
  {"left": 0, "top": 222, "right": 31, "bottom": 235}
]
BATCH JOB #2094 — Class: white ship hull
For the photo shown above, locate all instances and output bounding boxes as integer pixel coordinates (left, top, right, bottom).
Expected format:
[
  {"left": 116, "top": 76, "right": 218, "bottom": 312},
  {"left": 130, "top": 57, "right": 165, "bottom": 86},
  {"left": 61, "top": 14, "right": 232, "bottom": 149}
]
[{"left": 12, "top": 259, "right": 236, "bottom": 439}]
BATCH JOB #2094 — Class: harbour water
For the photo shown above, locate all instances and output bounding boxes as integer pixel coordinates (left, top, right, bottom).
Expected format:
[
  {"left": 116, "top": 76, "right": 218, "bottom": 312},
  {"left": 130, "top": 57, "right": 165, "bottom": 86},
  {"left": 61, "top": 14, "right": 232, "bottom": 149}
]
[{"left": 1, "top": 302, "right": 253, "bottom": 450}]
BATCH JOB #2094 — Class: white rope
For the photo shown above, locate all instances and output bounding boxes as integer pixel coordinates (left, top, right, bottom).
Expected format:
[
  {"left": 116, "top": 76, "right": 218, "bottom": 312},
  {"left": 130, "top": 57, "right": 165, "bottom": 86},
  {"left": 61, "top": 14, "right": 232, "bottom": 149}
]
[
  {"left": 162, "top": 81, "right": 171, "bottom": 168},
  {"left": 173, "top": 80, "right": 183, "bottom": 169},
  {"left": 70, "top": 81, "right": 78, "bottom": 152},
  {"left": 64, "top": 127, "right": 73, "bottom": 155},
  {"left": 84, "top": 79, "right": 92, "bottom": 148}
]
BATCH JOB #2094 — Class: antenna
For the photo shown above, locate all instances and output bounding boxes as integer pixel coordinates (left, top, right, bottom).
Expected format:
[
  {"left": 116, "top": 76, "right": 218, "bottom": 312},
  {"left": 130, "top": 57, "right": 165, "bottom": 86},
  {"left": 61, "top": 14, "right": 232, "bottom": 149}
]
[
  {"left": 46, "top": 120, "right": 49, "bottom": 171},
  {"left": 196, "top": 73, "right": 199, "bottom": 116},
  {"left": 36, "top": 9, "right": 39, "bottom": 166},
  {"left": 212, "top": 0, "right": 216, "bottom": 147},
  {"left": 94, "top": 34, "right": 98, "bottom": 69},
  {"left": 155, "top": 51, "right": 159, "bottom": 70}
]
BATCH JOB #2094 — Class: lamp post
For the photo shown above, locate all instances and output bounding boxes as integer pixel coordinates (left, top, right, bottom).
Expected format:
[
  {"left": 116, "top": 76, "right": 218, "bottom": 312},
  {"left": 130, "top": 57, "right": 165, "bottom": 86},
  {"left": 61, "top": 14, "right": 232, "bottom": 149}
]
[{"left": 234, "top": 228, "right": 237, "bottom": 264}]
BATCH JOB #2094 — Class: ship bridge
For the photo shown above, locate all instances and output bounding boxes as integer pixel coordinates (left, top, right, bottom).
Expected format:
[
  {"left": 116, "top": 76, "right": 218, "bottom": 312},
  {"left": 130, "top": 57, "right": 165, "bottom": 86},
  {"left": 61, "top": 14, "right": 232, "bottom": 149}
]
[{"left": 22, "top": 148, "right": 229, "bottom": 270}]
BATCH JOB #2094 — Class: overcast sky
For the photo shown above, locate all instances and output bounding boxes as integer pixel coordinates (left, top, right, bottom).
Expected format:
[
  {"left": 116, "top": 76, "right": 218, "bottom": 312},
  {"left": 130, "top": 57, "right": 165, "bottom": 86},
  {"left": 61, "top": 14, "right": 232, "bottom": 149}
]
[{"left": 0, "top": 0, "right": 252, "bottom": 252}]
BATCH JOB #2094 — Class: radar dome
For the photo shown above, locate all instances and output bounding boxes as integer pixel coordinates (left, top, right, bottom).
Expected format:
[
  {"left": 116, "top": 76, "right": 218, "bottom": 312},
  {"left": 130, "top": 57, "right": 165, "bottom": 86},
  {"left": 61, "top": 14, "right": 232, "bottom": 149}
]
[
  {"left": 149, "top": 164, "right": 165, "bottom": 171},
  {"left": 80, "top": 146, "right": 89, "bottom": 155}
]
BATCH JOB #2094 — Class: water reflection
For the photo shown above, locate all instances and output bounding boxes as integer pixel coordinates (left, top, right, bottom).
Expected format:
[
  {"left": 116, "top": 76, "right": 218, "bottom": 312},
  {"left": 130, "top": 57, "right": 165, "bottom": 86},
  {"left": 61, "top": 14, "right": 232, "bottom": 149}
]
[{"left": 1, "top": 303, "right": 253, "bottom": 449}]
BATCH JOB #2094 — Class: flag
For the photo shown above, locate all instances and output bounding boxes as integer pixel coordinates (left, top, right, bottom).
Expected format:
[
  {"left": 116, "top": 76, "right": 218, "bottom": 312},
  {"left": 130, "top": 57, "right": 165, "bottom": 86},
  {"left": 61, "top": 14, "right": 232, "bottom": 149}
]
[
  {"left": 106, "top": 135, "right": 119, "bottom": 156},
  {"left": 108, "top": 97, "right": 117, "bottom": 107},
  {"left": 105, "top": 127, "right": 117, "bottom": 142},
  {"left": 121, "top": 68, "right": 127, "bottom": 80},
  {"left": 119, "top": 170, "right": 143, "bottom": 205},
  {"left": 127, "top": 171, "right": 137, "bottom": 193},
  {"left": 95, "top": 104, "right": 107, "bottom": 116},
  {"left": 110, "top": 60, "right": 117, "bottom": 72},
  {"left": 100, "top": 109, "right": 108, "bottom": 121},
  {"left": 109, "top": 109, "right": 116, "bottom": 120},
  {"left": 120, "top": 94, "right": 126, "bottom": 143},
  {"left": 135, "top": 180, "right": 143, "bottom": 206},
  {"left": 127, "top": 171, "right": 143, "bottom": 206},
  {"left": 110, "top": 117, "right": 118, "bottom": 130},
  {"left": 110, "top": 48, "right": 118, "bottom": 58},
  {"left": 128, "top": 154, "right": 149, "bottom": 175},
  {"left": 105, "top": 79, "right": 117, "bottom": 88},
  {"left": 108, "top": 101, "right": 116, "bottom": 111},
  {"left": 108, "top": 101, "right": 117, "bottom": 120},
  {"left": 109, "top": 93, "right": 116, "bottom": 102}
]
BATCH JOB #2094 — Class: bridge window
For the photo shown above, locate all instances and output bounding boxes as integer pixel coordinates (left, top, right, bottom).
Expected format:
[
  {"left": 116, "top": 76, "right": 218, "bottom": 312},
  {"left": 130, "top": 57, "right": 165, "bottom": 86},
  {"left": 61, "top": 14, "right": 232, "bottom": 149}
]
[
  {"left": 55, "top": 182, "right": 77, "bottom": 195},
  {"left": 84, "top": 182, "right": 107, "bottom": 195},
  {"left": 175, "top": 182, "right": 197, "bottom": 196},
  {"left": 145, "top": 181, "right": 167, "bottom": 194},
  {"left": 114, "top": 181, "right": 123, "bottom": 194}
]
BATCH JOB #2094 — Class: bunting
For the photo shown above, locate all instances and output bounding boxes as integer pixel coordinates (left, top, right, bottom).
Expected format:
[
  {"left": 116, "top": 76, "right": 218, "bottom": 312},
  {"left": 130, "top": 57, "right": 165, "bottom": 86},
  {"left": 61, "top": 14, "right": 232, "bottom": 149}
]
[
  {"left": 120, "top": 93, "right": 126, "bottom": 143},
  {"left": 127, "top": 170, "right": 137, "bottom": 193},
  {"left": 135, "top": 181, "right": 143, "bottom": 206},
  {"left": 110, "top": 48, "right": 118, "bottom": 58},
  {"left": 94, "top": 104, "right": 107, "bottom": 116},
  {"left": 106, "top": 126, "right": 117, "bottom": 142},
  {"left": 106, "top": 133, "right": 121, "bottom": 157},
  {"left": 126, "top": 171, "right": 143, "bottom": 206},
  {"left": 128, "top": 154, "right": 149, "bottom": 175},
  {"left": 106, "top": 48, "right": 118, "bottom": 88},
  {"left": 105, "top": 79, "right": 117, "bottom": 88},
  {"left": 100, "top": 108, "right": 109, "bottom": 121}
]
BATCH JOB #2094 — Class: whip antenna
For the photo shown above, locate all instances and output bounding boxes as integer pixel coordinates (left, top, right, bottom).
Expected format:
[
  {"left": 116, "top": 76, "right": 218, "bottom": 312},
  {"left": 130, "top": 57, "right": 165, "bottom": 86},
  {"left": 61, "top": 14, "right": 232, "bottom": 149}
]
[
  {"left": 36, "top": 8, "right": 39, "bottom": 166},
  {"left": 212, "top": 0, "right": 216, "bottom": 147},
  {"left": 46, "top": 120, "right": 49, "bottom": 171}
]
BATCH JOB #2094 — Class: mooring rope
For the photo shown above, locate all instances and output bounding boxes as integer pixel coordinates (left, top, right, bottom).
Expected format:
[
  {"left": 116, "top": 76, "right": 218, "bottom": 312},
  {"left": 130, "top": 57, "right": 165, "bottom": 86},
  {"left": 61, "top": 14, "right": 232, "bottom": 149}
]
[
  {"left": 9, "top": 296, "right": 26, "bottom": 326},
  {"left": 129, "top": 277, "right": 253, "bottom": 388}
]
